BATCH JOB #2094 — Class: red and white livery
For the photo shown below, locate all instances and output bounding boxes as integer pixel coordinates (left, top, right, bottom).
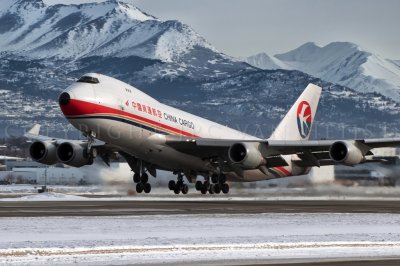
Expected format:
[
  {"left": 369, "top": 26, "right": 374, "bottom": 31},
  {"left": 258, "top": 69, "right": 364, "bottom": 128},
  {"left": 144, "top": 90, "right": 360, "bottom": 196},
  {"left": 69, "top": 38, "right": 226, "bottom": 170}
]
[{"left": 26, "top": 73, "right": 400, "bottom": 194}]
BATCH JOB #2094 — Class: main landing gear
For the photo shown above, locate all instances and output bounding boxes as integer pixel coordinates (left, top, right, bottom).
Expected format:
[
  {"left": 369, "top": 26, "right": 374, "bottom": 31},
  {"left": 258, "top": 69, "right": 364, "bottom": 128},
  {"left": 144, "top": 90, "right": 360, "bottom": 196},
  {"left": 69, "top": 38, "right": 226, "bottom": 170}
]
[
  {"left": 167, "top": 172, "right": 230, "bottom": 195},
  {"left": 133, "top": 172, "right": 151, "bottom": 194},
  {"left": 120, "top": 153, "right": 154, "bottom": 194},
  {"left": 195, "top": 173, "right": 229, "bottom": 195},
  {"left": 168, "top": 173, "right": 189, "bottom": 195}
]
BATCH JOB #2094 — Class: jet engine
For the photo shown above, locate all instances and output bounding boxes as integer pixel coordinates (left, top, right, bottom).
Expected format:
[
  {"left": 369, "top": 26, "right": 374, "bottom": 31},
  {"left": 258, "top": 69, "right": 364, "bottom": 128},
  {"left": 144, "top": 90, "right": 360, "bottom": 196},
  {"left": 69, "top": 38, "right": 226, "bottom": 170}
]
[
  {"left": 228, "top": 142, "right": 265, "bottom": 169},
  {"left": 56, "top": 142, "right": 93, "bottom": 167},
  {"left": 329, "top": 141, "right": 364, "bottom": 166},
  {"left": 29, "top": 140, "right": 58, "bottom": 165}
]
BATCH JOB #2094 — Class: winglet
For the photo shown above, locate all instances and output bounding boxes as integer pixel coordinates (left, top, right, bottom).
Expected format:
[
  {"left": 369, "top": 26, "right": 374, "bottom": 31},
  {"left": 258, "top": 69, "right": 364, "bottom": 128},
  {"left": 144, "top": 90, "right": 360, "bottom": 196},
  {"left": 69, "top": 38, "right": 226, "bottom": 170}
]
[{"left": 25, "top": 124, "right": 41, "bottom": 137}]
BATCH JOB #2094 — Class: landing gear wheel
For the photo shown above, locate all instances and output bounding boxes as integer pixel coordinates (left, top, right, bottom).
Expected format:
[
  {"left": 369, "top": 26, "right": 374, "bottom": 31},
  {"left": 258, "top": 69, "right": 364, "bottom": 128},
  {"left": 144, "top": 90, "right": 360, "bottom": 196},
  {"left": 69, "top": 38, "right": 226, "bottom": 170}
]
[
  {"left": 182, "top": 184, "right": 189, "bottom": 194},
  {"left": 171, "top": 173, "right": 190, "bottom": 195},
  {"left": 144, "top": 183, "right": 151, "bottom": 193},
  {"left": 133, "top": 173, "right": 140, "bottom": 183},
  {"left": 199, "top": 181, "right": 210, "bottom": 195},
  {"left": 168, "top": 180, "right": 176, "bottom": 190},
  {"left": 203, "top": 181, "right": 209, "bottom": 190},
  {"left": 211, "top": 174, "right": 218, "bottom": 183},
  {"left": 222, "top": 183, "right": 229, "bottom": 194},
  {"left": 136, "top": 183, "right": 144, "bottom": 193},
  {"left": 209, "top": 185, "right": 215, "bottom": 194},
  {"left": 195, "top": 181, "right": 202, "bottom": 191},
  {"left": 176, "top": 180, "right": 183, "bottom": 189},
  {"left": 213, "top": 183, "right": 221, "bottom": 194},
  {"left": 141, "top": 173, "right": 149, "bottom": 183}
]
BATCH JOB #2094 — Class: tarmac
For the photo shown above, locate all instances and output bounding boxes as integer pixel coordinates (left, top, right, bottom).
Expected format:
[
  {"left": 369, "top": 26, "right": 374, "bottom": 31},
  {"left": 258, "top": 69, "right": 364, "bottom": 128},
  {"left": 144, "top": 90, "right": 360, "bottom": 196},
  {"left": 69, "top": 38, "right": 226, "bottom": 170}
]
[{"left": 1, "top": 199, "right": 400, "bottom": 217}]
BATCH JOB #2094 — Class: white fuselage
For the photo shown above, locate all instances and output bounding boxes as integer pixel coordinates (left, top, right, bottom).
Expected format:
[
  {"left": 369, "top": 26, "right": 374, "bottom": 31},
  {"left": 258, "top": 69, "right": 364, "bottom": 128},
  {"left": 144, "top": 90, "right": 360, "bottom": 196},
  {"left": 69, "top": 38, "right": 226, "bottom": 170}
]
[{"left": 60, "top": 74, "right": 308, "bottom": 181}]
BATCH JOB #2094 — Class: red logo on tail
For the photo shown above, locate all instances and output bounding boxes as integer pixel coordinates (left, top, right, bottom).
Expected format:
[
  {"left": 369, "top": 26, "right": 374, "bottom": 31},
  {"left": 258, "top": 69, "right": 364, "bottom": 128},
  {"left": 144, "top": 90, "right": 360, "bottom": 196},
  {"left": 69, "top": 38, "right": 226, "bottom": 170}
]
[{"left": 296, "top": 101, "right": 312, "bottom": 138}]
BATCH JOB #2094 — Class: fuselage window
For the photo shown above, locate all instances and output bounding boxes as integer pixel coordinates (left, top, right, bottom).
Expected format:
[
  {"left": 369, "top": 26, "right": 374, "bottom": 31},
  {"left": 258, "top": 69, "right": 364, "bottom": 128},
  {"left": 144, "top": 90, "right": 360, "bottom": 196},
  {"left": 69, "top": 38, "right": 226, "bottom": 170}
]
[{"left": 77, "top": 76, "right": 100, "bottom": 84}]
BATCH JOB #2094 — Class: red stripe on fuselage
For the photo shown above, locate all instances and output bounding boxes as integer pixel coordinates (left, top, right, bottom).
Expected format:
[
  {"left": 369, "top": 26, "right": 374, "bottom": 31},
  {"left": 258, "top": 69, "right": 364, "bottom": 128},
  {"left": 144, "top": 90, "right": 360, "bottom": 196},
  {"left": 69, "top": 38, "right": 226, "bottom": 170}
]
[
  {"left": 275, "top": 166, "right": 291, "bottom": 176},
  {"left": 60, "top": 99, "right": 198, "bottom": 137}
]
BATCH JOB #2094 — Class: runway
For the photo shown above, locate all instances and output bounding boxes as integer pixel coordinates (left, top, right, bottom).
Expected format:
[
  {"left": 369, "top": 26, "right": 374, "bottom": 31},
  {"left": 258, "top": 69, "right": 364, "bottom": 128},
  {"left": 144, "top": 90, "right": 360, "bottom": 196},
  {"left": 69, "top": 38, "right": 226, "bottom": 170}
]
[
  {"left": 1, "top": 199, "right": 400, "bottom": 217},
  {"left": 1, "top": 195, "right": 400, "bottom": 265}
]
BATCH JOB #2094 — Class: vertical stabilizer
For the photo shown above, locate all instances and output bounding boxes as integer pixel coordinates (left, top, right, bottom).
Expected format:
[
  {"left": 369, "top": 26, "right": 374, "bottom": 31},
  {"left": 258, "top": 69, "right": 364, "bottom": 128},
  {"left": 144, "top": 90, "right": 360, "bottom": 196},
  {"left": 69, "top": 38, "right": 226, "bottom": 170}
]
[
  {"left": 25, "top": 124, "right": 41, "bottom": 138},
  {"left": 269, "top": 84, "right": 322, "bottom": 140}
]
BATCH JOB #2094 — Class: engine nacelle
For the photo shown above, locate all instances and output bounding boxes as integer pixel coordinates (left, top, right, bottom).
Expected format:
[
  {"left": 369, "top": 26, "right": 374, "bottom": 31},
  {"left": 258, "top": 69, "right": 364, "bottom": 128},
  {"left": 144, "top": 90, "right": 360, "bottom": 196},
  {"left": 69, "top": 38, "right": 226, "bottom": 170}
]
[
  {"left": 329, "top": 141, "right": 364, "bottom": 166},
  {"left": 56, "top": 142, "right": 93, "bottom": 167},
  {"left": 228, "top": 142, "right": 265, "bottom": 169},
  {"left": 29, "top": 141, "right": 58, "bottom": 165}
]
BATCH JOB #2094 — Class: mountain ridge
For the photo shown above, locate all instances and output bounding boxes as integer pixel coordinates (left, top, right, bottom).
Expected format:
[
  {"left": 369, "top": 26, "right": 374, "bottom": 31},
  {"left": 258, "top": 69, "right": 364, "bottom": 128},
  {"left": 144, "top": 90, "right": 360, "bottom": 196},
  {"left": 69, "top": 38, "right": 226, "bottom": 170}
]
[
  {"left": 1, "top": 0, "right": 223, "bottom": 64},
  {"left": 246, "top": 42, "right": 400, "bottom": 102}
]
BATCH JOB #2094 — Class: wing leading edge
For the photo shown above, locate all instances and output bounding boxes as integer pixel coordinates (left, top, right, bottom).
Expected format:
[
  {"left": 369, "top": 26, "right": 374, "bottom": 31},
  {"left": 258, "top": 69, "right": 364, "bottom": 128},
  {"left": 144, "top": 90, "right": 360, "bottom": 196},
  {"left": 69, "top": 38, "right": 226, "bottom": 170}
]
[{"left": 165, "top": 136, "right": 400, "bottom": 168}]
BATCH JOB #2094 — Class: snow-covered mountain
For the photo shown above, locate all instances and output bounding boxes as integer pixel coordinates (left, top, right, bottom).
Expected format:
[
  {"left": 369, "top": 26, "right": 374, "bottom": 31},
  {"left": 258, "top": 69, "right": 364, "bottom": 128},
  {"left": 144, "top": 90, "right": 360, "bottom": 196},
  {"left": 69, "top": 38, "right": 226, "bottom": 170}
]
[
  {"left": 0, "top": 0, "right": 216, "bottom": 62},
  {"left": 244, "top": 53, "right": 290, "bottom": 70},
  {"left": 245, "top": 42, "right": 400, "bottom": 102},
  {"left": 0, "top": 0, "right": 253, "bottom": 87}
]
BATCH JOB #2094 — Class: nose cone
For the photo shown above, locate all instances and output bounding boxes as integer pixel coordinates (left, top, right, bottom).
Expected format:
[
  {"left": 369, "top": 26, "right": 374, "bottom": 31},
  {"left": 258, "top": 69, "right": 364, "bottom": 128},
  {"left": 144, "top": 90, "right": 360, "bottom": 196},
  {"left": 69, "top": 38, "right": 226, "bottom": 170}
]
[
  {"left": 58, "top": 83, "right": 97, "bottom": 118},
  {"left": 58, "top": 92, "right": 70, "bottom": 106}
]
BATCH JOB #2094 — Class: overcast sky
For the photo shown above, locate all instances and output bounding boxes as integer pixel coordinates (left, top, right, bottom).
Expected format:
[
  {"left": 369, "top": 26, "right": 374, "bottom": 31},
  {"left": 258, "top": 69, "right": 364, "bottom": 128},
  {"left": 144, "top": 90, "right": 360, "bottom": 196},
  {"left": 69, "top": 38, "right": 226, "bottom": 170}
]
[{"left": 44, "top": 0, "right": 400, "bottom": 59}]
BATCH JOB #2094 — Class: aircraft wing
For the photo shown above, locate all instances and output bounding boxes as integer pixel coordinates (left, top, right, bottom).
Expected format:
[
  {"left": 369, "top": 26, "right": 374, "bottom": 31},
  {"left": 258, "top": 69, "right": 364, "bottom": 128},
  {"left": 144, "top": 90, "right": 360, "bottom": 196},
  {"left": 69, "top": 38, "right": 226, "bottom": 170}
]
[
  {"left": 24, "top": 124, "right": 119, "bottom": 166},
  {"left": 165, "top": 136, "right": 400, "bottom": 168},
  {"left": 24, "top": 124, "right": 156, "bottom": 175},
  {"left": 24, "top": 124, "right": 111, "bottom": 147}
]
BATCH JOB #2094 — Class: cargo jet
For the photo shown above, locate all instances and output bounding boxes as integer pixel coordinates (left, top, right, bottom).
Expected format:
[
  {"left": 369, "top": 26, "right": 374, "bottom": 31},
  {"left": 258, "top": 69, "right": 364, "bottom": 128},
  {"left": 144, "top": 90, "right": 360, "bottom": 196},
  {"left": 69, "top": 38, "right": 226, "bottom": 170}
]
[{"left": 26, "top": 73, "right": 400, "bottom": 194}]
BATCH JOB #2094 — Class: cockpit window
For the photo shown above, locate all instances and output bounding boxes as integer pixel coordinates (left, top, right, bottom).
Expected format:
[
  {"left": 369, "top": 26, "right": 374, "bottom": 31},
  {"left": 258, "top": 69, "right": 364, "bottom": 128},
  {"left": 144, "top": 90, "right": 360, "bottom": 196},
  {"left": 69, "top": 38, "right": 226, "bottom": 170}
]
[{"left": 77, "top": 76, "right": 99, "bottom": 84}]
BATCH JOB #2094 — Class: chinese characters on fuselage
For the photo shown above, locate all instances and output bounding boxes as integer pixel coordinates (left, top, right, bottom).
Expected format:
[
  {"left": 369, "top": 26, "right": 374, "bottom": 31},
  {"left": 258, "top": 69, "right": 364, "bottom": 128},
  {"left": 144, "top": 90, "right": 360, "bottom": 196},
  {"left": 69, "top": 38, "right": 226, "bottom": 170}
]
[{"left": 130, "top": 101, "right": 195, "bottom": 130}]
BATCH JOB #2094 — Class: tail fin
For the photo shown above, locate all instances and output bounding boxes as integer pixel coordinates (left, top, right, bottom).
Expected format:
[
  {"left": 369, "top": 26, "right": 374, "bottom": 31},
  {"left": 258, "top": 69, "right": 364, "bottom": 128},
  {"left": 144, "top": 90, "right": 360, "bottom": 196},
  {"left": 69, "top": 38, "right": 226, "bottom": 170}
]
[
  {"left": 269, "top": 83, "right": 322, "bottom": 140},
  {"left": 25, "top": 124, "right": 41, "bottom": 138}
]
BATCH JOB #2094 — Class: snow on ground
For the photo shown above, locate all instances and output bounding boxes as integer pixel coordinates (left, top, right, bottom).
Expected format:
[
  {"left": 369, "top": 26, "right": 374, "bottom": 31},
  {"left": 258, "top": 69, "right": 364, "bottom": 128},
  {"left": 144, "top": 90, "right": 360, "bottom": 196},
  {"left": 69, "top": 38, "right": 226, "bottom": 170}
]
[
  {"left": 0, "top": 192, "right": 86, "bottom": 201},
  {"left": 0, "top": 185, "right": 105, "bottom": 195},
  {"left": 0, "top": 213, "right": 399, "bottom": 265}
]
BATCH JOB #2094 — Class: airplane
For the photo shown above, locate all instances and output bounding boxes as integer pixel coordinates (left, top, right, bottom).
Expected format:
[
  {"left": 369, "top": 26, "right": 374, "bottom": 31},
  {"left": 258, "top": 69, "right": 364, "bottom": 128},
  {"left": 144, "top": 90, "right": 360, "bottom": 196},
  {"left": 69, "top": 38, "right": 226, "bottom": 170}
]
[{"left": 25, "top": 73, "right": 400, "bottom": 194}]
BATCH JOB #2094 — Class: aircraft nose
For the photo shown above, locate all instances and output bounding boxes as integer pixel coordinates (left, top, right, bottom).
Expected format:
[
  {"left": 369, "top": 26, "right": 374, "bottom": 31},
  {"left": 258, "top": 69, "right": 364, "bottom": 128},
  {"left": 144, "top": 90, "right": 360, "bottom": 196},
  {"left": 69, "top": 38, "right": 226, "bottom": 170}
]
[{"left": 58, "top": 92, "right": 70, "bottom": 106}]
